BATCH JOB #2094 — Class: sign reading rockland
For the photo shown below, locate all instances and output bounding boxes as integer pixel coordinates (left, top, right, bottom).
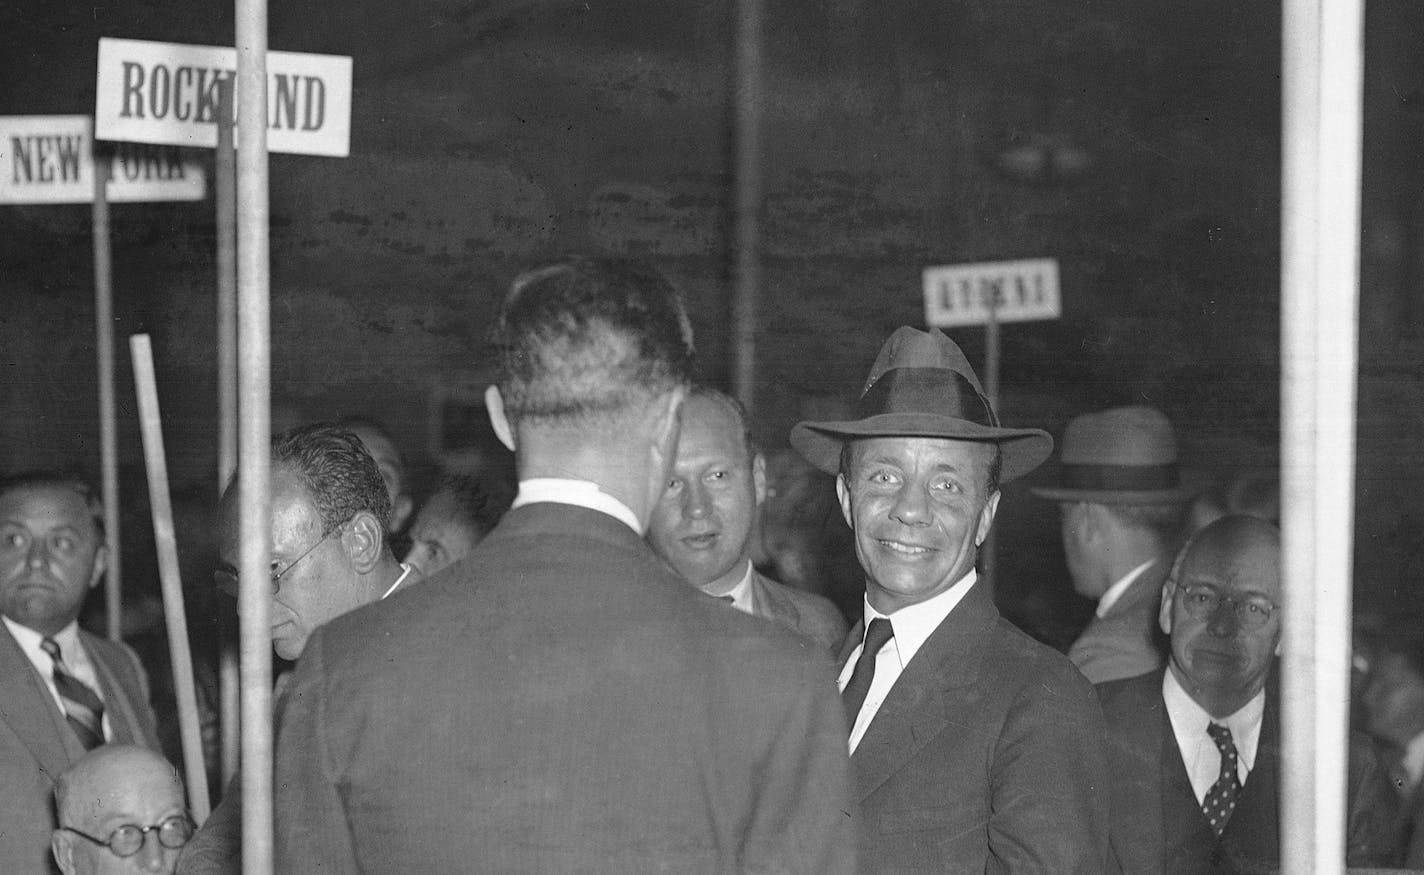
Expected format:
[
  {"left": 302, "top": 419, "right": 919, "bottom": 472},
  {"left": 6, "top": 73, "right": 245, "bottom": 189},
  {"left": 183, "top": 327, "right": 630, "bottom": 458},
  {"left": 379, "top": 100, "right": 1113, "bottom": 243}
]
[
  {"left": 95, "top": 37, "right": 351, "bottom": 157},
  {"left": 923, "top": 258, "right": 1062, "bottom": 328},
  {"left": 0, "top": 115, "right": 205, "bottom": 204}
]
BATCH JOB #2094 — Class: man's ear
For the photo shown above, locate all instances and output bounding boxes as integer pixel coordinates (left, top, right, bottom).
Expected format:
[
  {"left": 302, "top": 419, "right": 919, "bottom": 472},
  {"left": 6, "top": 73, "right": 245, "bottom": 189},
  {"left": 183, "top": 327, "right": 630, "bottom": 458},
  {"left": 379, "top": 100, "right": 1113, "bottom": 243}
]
[
  {"left": 51, "top": 829, "right": 77, "bottom": 875},
  {"left": 974, "top": 491, "right": 1002, "bottom": 548},
  {"left": 87, "top": 544, "right": 108, "bottom": 592},
  {"left": 343, "top": 511, "right": 385, "bottom": 574},
  {"left": 836, "top": 474, "right": 853, "bottom": 529},
  {"left": 752, "top": 452, "right": 767, "bottom": 507},
  {"left": 1159, "top": 579, "right": 1176, "bottom": 636},
  {"left": 485, "top": 385, "right": 516, "bottom": 452}
]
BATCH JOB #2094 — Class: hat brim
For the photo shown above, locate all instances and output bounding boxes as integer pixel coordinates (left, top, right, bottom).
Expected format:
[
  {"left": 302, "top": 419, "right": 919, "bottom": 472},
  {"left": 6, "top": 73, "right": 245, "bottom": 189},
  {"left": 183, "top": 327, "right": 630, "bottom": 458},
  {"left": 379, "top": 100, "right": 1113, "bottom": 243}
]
[
  {"left": 790, "top": 414, "right": 1054, "bottom": 483},
  {"left": 1029, "top": 484, "right": 1196, "bottom": 505}
]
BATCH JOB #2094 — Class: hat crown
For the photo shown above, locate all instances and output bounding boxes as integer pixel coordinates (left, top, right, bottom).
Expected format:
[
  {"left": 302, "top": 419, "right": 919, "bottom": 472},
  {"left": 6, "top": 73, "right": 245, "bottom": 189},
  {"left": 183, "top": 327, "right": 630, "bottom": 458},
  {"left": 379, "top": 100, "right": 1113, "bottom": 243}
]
[
  {"left": 863, "top": 327, "right": 987, "bottom": 398},
  {"left": 1059, "top": 406, "right": 1178, "bottom": 467}
]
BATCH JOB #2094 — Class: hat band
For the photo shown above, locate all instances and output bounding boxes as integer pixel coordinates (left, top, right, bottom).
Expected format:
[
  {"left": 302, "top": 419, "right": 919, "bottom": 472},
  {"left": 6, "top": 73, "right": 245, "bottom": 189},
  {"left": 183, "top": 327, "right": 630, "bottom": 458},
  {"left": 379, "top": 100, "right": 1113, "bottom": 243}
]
[
  {"left": 1059, "top": 462, "right": 1180, "bottom": 492},
  {"left": 857, "top": 367, "right": 997, "bottom": 426}
]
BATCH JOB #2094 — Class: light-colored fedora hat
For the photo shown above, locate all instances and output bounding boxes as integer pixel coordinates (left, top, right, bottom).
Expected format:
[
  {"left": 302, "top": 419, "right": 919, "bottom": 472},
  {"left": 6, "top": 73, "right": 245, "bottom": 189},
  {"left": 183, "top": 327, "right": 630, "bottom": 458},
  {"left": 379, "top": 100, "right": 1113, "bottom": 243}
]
[
  {"left": 789, "top": 327, "right": 1053, "bottom": 482},
  {"left": 1030, "top": 405, "right": 1193, "bottom": 504}
]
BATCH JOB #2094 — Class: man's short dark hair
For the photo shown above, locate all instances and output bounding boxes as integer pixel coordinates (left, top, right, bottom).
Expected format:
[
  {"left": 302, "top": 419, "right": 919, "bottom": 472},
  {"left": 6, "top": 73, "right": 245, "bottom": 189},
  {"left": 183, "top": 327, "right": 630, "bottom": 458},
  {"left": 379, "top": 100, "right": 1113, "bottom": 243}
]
[
  {"left": 494, "top": 257, "right": 696, "bottom": 430},
  {"left": 270, "top": 424, "right": 392, "bottom": 534},
  {"left": 1102, "top": 503, "right": 1186, "bottom": 545},
  {"left": 690, "top": 386, "right": 757, "bottom": 460},
  {"left": 838, "top": 440, "right": 1002, "bottom": 496},
  {"left": 428, "top": 474, "right": 504, "bottom": 538},
  {"left": 0, "top": 470, "right": 104, "bottom": 538}
]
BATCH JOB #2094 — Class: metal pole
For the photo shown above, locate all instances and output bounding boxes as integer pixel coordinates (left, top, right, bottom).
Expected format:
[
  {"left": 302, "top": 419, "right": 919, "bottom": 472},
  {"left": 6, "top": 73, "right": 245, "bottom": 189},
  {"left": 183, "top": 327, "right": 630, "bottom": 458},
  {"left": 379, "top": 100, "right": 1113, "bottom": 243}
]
[
  {"left": 981, "top": 301, "right": 1000, "bottom": 596},
  {"left": 92, "top": 152, "right": 123, "bottom": 643},
  {"left": 731, "top": 0, "right": 763, "bottom": 415},
  {"left": 236, "top": 0, "right": 274, "bottom": 870},
  {"left": 130, "top": 334, "right": 212, "bottom": 823},
  {"left": 1280, "top": 0, "right": 1363, "bottom": 871},
  {"left": 215, "top": 75, "right": 242, "bottom": 791}
]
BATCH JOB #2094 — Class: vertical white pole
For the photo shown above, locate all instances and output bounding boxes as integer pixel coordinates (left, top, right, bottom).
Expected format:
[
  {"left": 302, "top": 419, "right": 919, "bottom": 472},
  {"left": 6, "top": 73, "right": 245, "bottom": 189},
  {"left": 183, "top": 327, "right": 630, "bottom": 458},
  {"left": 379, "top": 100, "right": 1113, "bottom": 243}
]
[
  {"left": 236, "top": 0, "right": 274, "bottom": 871},
  {"left": 92, "top": 154, "right": 123, "bottom": 642},
  {"left": 981, "top": 301, "right": 1000, "bottom": 597},
  {"left": 1279, "top": 0, "right": 1363, "bottom": 871},
  {"left": 732, "top": 0, "right": 763, "bottom": 414},
  {"left": 215, "top": 75, "right": 242, "bottom": 791}
]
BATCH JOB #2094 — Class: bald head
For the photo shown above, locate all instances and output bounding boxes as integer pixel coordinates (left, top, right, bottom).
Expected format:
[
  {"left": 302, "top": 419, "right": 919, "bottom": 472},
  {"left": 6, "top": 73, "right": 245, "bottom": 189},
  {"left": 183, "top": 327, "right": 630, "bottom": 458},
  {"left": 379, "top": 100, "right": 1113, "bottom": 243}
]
[{"left": 52, "top": 746, "right": 187, "bottom": 875}]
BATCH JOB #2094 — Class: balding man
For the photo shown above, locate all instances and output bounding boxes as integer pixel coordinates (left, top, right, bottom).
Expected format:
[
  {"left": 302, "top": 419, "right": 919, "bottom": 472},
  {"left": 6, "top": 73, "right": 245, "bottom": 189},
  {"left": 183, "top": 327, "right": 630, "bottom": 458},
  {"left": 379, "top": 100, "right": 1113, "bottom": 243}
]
[
  {"left": 52, "top": 745, "right": 191, "bottom": 875},
  {"left": 648, "top": 387, "right": 847, "bottom": 653},
  {"left": 1098, "top": 515, "right": 1399, "bottom": 872},
  {"left": 275, "top": 258, "right": 855, "bottom": 872},
  {"left": 0, "top": 472, "right": 161, "bottom": 874}
]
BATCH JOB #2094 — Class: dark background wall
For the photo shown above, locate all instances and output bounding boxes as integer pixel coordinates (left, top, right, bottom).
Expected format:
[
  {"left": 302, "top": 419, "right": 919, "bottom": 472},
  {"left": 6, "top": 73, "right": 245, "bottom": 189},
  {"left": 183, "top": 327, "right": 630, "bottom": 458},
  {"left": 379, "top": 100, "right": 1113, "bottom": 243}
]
[{"left": 2, "top": 0, "right": 1423, "bottom": 634}]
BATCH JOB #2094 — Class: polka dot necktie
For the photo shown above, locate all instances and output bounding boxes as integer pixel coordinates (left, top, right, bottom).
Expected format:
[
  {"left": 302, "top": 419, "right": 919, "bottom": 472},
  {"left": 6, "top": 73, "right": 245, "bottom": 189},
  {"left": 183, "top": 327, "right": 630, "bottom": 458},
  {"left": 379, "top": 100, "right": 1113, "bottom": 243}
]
[
  {"left": 1203, "top": 722, "right": 1242, "bottom": 836},
  {"left": 39, "top": 637, "right": 106, "bottom": 751}
]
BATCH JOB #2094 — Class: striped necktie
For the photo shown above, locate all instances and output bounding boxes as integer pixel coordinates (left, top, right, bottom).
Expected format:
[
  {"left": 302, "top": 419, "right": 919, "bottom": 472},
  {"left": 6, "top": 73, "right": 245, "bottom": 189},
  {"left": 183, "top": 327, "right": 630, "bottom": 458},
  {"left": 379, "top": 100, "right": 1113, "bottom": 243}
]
[{"left": 39, "top": 637, "right": 106, "bottom": 751}]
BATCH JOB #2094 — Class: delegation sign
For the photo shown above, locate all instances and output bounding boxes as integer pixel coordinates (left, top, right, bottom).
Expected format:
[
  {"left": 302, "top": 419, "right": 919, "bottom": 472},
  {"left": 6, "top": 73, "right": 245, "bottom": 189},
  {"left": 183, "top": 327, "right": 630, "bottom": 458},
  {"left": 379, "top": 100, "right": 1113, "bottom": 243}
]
[
  {"left": 0, "top": 115, "right": 205, "bottom": 204},
  {"left": 923, "top": 258, "right": 1062, "bottom": 328},
  {"left": 95, "top": 37, "right": 352, "bottom": 157}
]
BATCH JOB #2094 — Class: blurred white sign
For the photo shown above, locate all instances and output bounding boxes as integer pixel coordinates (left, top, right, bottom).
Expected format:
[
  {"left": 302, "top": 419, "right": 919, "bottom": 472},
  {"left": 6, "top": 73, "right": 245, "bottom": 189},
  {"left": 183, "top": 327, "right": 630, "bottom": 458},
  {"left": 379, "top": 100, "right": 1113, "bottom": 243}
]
[
  {"left": 923, "top": 258, "right": 1062, "bottom": 327},
  {"left": 95, "top": 37, "right": 352, "bottom": 157},
  {"left": 0, "top": 115, "right": 205, "bottom": 204}
]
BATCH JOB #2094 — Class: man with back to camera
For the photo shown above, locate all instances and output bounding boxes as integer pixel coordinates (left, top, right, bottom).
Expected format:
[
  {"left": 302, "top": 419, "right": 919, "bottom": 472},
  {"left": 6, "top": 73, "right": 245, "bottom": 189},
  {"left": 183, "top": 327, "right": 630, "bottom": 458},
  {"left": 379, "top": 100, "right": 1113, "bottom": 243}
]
[
  {"left": 0, "top": 471, "right": 161, "bottom": 875},
  {"left": 274, "top": 257, "right": 856, "bottom": 873},
  {"left": 1031, "top": 405, "right": 1190, "bottom": 683},
  {"left": 1098, "top": 514, "right": 1399, "bottom": 872},
  {"left": 790, "top": 326, "right": 1112, "bottom": 873},
  {"left": 647, "top": 386, "right": 848, "bottom": 653},
  {"left": 177, "top": 423, "right": 413, "bottom": 875},
  {"left": 51, "top": 744, "right": 192, "bottom": 875}
]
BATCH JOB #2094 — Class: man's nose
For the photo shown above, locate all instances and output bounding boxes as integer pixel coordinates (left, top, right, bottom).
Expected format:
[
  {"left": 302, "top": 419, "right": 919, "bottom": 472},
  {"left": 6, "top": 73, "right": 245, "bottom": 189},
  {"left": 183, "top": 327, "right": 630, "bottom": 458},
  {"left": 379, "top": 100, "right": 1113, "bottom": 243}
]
[
  {"left": 890, "top": 484, "right": 931, "bottom": 526},
  {"left": 26, "top": 538, "right": 47, "bottom": 568},
  {"left": 1207, "top": 599, "right": 1242, "bottom": 637},
  {"left": 683, "top": 482, "right": 712, "bottom": 520},
  {"left": 135, "top": 831, "right": 168, "bottom": 873}
]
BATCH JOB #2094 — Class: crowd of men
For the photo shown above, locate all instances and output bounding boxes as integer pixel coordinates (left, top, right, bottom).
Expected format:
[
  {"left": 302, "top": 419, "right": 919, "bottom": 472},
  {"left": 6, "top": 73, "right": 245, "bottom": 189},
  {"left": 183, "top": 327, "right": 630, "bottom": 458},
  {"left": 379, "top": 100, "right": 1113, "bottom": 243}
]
[{"left": 0, "top": 255, "right": 1419, "bottom": 873}]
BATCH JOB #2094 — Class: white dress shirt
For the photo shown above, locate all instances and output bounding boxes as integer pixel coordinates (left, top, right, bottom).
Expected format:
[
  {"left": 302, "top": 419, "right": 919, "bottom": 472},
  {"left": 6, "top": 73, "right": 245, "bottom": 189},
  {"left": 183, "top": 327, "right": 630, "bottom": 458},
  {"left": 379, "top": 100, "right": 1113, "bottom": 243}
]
[
  {"left": 1162, "top": 668, "right": 1265, "bottom": 803},
  {"left": 1399, "top": 730, "right": 1424, "bottom": 795},
  {"left": 510, "top": 478, "right": 642, "bottom": 534},
  {"left": 3, "top": 615, "right": 112, "bottom": 740},
  {"left": 701, "top": 559, "right": 755, "bottom": 614},
  {"left": 838, "top": 570, "right": 978, "bottom": 753},
  {"left": 1096, "top": 558, "right": 1156, "bottom": 617}
]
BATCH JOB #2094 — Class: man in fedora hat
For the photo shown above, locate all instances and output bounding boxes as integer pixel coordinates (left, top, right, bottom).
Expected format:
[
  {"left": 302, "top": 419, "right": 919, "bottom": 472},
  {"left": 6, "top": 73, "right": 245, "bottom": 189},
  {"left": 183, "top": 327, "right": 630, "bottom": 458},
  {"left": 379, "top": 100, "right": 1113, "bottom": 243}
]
[
  {"left": 791, "top": 326, "right": 1111, "bottom": 873},
  {"left": 1032, "top": 406, "right": 1191, "bottom": 683}
]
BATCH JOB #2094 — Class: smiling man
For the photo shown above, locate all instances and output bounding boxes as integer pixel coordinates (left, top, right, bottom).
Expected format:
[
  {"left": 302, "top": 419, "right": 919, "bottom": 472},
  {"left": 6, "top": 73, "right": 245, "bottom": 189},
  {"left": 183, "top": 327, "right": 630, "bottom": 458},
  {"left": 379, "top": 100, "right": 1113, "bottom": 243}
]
[
  {"left": 0, "top": 472, "right": 161, "bottom": 875},
  {"left": 1097, "top": 514, "right": 1399, "bottom": 872},
  {"left": 648, "top": 387, "right": 846, "bottom": 652},
  {"left": 790, "top": 326, "right": 1111, "bottom": 873}
]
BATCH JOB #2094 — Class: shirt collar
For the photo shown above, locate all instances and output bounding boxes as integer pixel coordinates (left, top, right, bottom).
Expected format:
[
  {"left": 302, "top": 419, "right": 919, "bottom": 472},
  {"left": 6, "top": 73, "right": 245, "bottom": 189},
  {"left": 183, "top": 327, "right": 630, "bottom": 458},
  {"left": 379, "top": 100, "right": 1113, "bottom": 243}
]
[
  {"left": 1097, "top": 558, "right": 1157, "bottom": 617},
  {"left": 511, "top": 478, "right": 642, "bottom": 534},
  {"left": 862, "top": 569, "right": 977, "bottom": 671},
  {"left": 1162, "top": 666, "right": 1266, "bottom": 771},
  {"left": 1401, "top": 730, "right": 1424, "bottom": 792},
  {"left": 381, "top": 564, "right": 415, "bottom": 600},
  {"left": 717, "top": 561, "right": 756, "bottom": 612},
  {"left": 3, "top": 615, "right": 80, "bottom": 653}
]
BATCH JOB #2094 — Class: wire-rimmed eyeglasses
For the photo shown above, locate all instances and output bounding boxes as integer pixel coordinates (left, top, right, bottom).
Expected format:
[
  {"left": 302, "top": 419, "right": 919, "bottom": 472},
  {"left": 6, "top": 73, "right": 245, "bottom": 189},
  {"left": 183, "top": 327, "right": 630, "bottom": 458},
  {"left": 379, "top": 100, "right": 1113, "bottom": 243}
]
[
  {"left": 61, "top": 813, "right": 194, "bottom": 858},
  {"left": 213, "top": 523, "right": 344, "bottom": 597},
  {"left": 1177, "top": 583, "right": 1278, "bottom": 631}
]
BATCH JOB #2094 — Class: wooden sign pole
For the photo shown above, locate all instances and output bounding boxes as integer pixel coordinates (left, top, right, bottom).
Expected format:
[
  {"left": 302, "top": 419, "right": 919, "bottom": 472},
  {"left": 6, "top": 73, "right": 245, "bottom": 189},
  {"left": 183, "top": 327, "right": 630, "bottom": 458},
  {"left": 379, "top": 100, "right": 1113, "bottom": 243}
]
[{"left": 91, "top": 154, "right": 123, "bottom": 642}]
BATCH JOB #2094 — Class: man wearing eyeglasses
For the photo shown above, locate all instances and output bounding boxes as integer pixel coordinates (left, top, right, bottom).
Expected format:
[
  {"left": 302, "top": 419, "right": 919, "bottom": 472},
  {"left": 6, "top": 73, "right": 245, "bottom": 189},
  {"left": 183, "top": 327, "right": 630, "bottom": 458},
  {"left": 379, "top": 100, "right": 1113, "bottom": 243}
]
[
  {"left": 52, "top": 744, "right": 191, "bottom": 875},
  {"left": 1098, "top": 514, "right": 1399, "bottom": 872},
  {"left": 0, "top": 472, "right": 162, "bottom": 875},
  {"left": 179, "top": 423, "right": 412, "bottom": 875}
]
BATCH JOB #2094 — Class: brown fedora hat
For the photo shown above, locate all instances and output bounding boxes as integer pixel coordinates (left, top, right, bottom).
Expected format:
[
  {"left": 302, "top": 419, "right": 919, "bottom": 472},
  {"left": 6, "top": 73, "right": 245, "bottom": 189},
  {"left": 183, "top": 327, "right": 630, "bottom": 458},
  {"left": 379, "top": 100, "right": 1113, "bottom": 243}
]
[
  {"left": 1030, "top": 405, "right": 1193, "bottom": 504},
  {"left": 789, "top": 327, "right": 1053, "bottom": 482}
]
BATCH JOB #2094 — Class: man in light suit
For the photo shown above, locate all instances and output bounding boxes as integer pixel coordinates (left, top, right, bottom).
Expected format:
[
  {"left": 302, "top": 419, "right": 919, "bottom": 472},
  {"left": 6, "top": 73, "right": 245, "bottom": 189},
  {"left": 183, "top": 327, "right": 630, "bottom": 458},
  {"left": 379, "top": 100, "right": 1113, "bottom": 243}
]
[
  {"left": 1098, "top": 515, "right": 1399, "bottom": 872},
  {"left": 648, "top": 386, "right": 847, "bottom": 653},
  {"left": 1031, "top": 406, "right": 1190, "bottom": 683},
  {"left": 275, "top": 257, "right": 856, "bottom": 873},
  {"left": 0, "top": 472, "right": 160, "bottom": 875},
  {"left": 791, "top": 326, "right": 1111, "bottom": 873}
]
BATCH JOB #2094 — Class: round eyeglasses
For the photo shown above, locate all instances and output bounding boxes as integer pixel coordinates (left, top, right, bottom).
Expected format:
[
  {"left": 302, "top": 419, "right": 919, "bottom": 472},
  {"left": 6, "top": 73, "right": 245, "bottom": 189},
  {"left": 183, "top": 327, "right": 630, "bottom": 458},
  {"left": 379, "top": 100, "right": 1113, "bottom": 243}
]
[
  {"left": 62, "top": 813, "right": 194, "bottom": 858},
  {"left": 1177, "top": 583, "right": 1277, "bottom": 631},
  {"left": 213, "top": 523, "right": 344, "bottom": 597}
]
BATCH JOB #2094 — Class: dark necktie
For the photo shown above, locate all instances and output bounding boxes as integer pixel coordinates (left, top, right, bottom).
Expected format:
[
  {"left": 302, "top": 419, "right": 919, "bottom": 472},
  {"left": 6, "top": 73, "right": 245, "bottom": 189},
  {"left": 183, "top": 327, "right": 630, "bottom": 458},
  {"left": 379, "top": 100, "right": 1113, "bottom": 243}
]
[
  {"left": 40, "top": 637, "right": 106, "bottom": 751},
  {"left": 841, "top": 618, "right": 895, "bottom": 727},
  {"left": 1202, "top": 722, "right": 1242, "bottom": 835}
]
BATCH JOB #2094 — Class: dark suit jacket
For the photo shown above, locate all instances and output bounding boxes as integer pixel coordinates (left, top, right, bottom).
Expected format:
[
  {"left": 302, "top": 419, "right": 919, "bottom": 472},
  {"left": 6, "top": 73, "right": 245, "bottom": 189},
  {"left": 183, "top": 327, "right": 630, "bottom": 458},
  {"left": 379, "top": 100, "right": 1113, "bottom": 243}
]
[
  {"left": 1069, "top": 558, "right": 1170, "bottom": 684},
  {"left": 0, "top": 623, "right": 160, "bottom": 875},
  {"left": 1098, "top": 669, "right": 1400, "bottom": 874},
  {"left": 842, "top": 580, "right": 1112, "bottom": 873},
  {"left": 746, "top": 569, "right": 847, "bottom": 654},
  {"left": 274, "top": 503, "right": 856, "bottom": 874}
]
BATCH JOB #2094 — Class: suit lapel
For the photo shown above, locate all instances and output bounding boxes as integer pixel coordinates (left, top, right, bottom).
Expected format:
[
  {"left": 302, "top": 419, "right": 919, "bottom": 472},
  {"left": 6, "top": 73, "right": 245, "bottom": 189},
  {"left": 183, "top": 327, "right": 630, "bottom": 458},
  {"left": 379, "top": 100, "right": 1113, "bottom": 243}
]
[
  {"left": 850, "top": 581, "right": 997, "bottom": 803},
  {"left": 1102, "top": 559, "right": 1166, "bottom": 621},
  {"left": 81, "top": 633, "right": 140, "bottom": 745},
  {"left": 0, "top": 622, "right": 80, "bottom": 775}
]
